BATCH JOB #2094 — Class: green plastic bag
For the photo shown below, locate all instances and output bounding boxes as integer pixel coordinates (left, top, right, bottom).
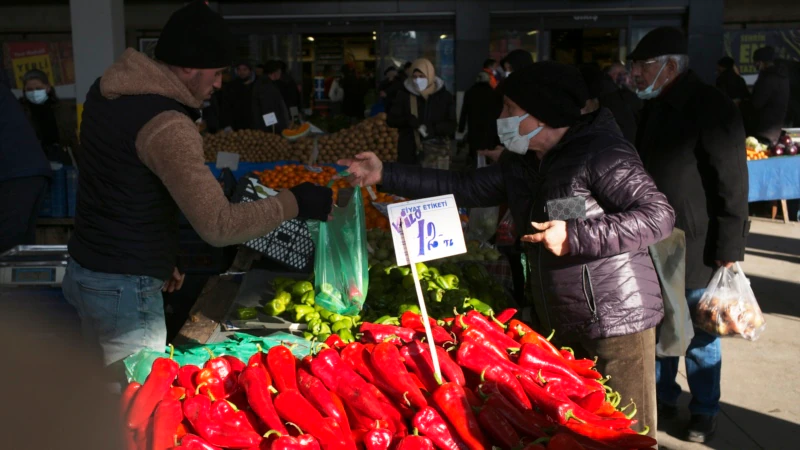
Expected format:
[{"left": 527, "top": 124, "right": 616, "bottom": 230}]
[
  {"left": 123, "top": 332, "right": 313, "bottom": 384},
  {"left": 308, "top": 187, "right": 369, "bottom": 315}
]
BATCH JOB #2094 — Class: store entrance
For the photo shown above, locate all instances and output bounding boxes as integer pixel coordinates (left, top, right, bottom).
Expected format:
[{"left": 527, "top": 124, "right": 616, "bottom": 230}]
[{"left": 550, "top": 28, "right": 622, "bottom": 67}]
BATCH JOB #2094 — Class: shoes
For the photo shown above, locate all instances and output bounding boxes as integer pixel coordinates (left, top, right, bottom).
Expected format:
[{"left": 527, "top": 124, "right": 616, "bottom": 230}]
[
  {"left": 657, "top": 401, "right": 679, "bottom": 421},
  {"left": 686, "top": 414, "right": 717, "bottom": 443}
]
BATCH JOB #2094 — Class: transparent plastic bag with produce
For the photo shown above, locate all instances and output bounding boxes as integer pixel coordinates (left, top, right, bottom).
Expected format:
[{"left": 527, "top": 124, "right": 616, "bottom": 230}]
[
  {"left": 693, "top": 263, "right": 766, "bottom": 341},
  {"left": 308, "top": 186, "right": 369, "bottom": 315}
]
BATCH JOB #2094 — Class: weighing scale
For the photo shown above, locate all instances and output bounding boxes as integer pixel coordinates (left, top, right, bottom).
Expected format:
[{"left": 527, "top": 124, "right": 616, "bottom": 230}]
[{"left": 0, "top": 245, "right": 69, "bottom": 287}]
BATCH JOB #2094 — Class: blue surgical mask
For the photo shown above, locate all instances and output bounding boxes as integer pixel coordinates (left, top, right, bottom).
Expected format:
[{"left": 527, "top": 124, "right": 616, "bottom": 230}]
[
  {"left": 636, "top": 61, "right": 668, "bottom": 100},
  {"left": 25, "top": 89, "right": 48, "bottom": 105},
  {"left": 496, "top": 113, "right": 544, "bottom": 154}
]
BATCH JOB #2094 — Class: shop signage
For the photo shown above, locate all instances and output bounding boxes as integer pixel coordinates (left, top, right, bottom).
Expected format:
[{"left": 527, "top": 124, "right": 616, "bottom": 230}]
[
  {"left": 387, "top": 195, "right": 466, "bottom": 266},
  {"left": 724, "top": 29, "right": 800, "bottom": 76},
  {"left": 2, "top": 41, "right": 74, "bottom": 89}
]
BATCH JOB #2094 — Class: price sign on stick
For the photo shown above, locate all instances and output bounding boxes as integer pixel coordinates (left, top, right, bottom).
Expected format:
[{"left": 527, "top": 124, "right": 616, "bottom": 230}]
[
  {"left": 388, "top": 195, "right": 467, "bottom": 383},
  {"left": 262, "top": 112, "right": 278, "bottom": 127}
]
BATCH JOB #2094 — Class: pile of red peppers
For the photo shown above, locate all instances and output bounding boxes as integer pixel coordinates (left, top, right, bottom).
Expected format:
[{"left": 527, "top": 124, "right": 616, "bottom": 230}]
[{"left": 121, "top": 309, "right": 658, "bottom": 450}]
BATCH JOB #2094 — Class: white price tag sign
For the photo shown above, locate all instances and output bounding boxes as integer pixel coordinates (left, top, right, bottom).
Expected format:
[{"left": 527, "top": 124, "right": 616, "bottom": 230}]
[
  {"left": 262, "top": 112, "right": 278, "bottom": 127},
  {"left": 215, "top": 151, "right": 240, "bottom": 171},
  {"left": 387, "top": 194, "right": 466, "bottom": 266}
]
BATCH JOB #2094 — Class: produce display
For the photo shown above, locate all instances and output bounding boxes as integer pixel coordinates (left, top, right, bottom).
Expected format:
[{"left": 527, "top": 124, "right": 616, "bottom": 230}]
[
  {"left": 746, "top": 134, "right": 799, "bottom": 160},
  {"left": 204, "top": 130, "right": 293, "bottom": 163},
  {"left": 293, "top": 114, "right": 399, "bottom": 165},
  {"left": 122, "top": 310, "right": 658, "bottom": 450},
  {"left": 281, "top": 123, "right": 312, "bottom": 141},
  {"left": 745, "top": 136, "right": 769, "bottom": 161},
  {"left": 366, "top": 229, "right": 501, "bottom": 268}
]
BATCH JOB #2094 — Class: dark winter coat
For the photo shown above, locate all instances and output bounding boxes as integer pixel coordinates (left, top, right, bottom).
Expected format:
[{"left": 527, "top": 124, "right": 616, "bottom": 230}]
[
  {"left": 252, "top": 78, "right": 290, "bottom": 134},
  {"left": 382, "top": 108, "right": 674, "bottom": 341},
  {"left": 0, "top": 85, "right": 51, "bottom": 182},
  {"left": 716, "top": 68, "right": 750, "bottom": 103},
  {"left": 458, "top": 81, "right": 502, "bottom": 157},
  {"left": 596, "top": 77, "right": 641, "bottom": 145},
  {"left": 221, "top": 78, "right": 256, "bottom": 130},
  {"left": 637, "top": 71, "right": 749, "bottom": 289},
  {"left": 749, "top": 64, "right": 790, "bottom": 143},
  {"left": 388, "top": 78, "right": 456, "bottom": 164}
]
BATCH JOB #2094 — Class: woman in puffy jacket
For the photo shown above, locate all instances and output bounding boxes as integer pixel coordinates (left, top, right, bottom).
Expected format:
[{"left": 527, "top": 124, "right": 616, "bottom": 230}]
[{"left": 340, "top": 61, "right": 675, "bottom": 439}]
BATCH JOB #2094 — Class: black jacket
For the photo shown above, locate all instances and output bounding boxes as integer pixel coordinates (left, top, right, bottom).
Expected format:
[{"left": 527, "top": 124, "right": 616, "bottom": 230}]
[
  {"left": 749, "top": 64, "right": 790, "bottom": 143},
  {"left": 379, "top": 77, "right": 403, "bottom": 118},
  {"left": 341, "top": 73, "right": 368, "bottom": 119},
  {"left": 221, "top": 78, "right": 256, "bottom": 130},
  {"left": 388, "top": 78, "right": 456, "bottom": 164},
  {"left": 0, "top": 85, "right": 51, "bottom": 182},
  {"left": 637, "top": 71, "right": 749, "bottom": 289},
  {"left": 382, "top": 109, "right": 674, "bottom": 341},
  {"left": 252, "top": 78, "right": 290, "bottom": 134},
  {"left": 716, "top": 69, "right": 750, "bottom": 103},
  {"left": 458, "top": 81, "right": 502, "bottom": 156},
  {"left": 598, "top": 85, "right": 640, "bottom": 144}
]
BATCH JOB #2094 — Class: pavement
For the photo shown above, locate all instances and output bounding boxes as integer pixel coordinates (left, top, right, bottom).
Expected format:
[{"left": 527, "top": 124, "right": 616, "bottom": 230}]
[{"left": 657, "top": 218, "right": 800, "bottom": 450}]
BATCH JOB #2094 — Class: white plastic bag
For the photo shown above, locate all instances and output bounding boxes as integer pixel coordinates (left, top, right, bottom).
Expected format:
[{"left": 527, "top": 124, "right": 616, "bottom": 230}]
[{"left": 693, "top": 263, "right": 766, "bottom": 341}]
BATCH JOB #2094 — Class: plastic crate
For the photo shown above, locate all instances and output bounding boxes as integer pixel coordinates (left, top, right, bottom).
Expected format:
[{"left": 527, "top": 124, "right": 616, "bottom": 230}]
[
  {"left": 65, "top": 166, "right": 78, "bottom": 217},
  {"left": 177, "top": 227, "right": 235, "bottom": 274},
  {"left": 231, "top": 175, "right": 315, "bottom": 272}
]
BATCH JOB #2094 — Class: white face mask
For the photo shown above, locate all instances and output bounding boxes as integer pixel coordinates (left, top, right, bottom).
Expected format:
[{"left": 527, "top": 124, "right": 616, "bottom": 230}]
[
  {"left": 496, "top": 113, "right": 544, "bottom": 154},
  {"left": 635, "top": 61, "right": 668, "bottom": 100},
  {"left": 415, "top": 77, "right": 429, "bottom": 91},
  {"left": 25, "top": 89, "right": 48, "bottom": 105}
]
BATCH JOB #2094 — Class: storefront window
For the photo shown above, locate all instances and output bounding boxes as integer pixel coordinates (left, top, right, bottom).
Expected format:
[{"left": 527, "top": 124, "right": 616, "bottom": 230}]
[
  {"left": 489, "top": 29, "right": 540, "bottom": 64},
  {"left": 385, "top": 31, "right": 455, "bottom": 94}
]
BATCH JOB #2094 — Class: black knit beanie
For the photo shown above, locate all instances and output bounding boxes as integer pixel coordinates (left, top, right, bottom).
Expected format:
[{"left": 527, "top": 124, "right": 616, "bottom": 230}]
[
  {"left": 499, "top": 61, "right": 589, "bottom": 128},
  {"left": 155, "top": 0, "right": 234, "bottom": 69}
]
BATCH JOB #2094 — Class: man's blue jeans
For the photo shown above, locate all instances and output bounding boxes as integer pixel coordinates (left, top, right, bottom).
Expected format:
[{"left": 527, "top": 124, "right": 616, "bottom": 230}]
[
  {"left": 62, "top": 259, "right": 168, "bottom": 366},
  {"left": 655, "top": 288, "right": 722, "bottom": 416}
]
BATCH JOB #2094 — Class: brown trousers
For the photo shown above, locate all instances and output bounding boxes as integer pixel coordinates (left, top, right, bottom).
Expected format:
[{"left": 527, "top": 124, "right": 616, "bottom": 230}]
[{"left": 573, "top": 327, "right": 658, "bottom": 441}]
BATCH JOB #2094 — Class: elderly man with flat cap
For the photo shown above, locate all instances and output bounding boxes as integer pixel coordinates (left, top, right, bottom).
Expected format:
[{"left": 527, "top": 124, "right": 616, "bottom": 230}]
[
  {"left": 63, "top": 1, "right": 332, "bottom": 369},
  {"left": 630, "top": 27, "right": 750, "bottom": 443}
]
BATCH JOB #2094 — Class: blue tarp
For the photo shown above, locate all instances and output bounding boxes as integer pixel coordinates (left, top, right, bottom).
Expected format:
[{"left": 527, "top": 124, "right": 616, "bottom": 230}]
[
  {"left": 747, "top": 155, "right": 800, "bottom": 202},
  {"left": 206, "top": 161, "right": 346, "bottom": 180}
]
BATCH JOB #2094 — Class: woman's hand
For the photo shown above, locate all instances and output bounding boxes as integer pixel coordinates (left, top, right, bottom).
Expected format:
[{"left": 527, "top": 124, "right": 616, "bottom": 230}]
[
  {"left": 337, "top": 152, "right": 384, "bottom": 187},
  {"left": 521, "top": 221, "right": 570, "bottom": 256}
]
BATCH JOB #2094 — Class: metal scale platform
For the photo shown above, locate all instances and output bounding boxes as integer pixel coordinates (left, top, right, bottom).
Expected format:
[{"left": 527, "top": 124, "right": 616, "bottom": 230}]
[{"left": 0, "top": 245, "right": 70, "bottom": 287}]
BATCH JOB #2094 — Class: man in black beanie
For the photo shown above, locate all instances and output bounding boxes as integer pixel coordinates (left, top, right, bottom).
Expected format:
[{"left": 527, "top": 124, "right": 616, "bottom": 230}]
[
  {"left": 716, "top": 56, "right": 749, "bottom": 105},
  {"left": 64, "top": 0, "right": 332, "bottom": 371},
  {"left": 631, "top": 27, "right": 749, "bottom": 444},
  {"left": 339, "top": 61, "right": 675, "bottom": 443}
]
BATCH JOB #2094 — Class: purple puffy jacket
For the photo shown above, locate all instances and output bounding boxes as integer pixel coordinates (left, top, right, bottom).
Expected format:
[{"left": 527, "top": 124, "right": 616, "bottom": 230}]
[{"left": 381, "top": 109, "right": 675, "bottom": 341}]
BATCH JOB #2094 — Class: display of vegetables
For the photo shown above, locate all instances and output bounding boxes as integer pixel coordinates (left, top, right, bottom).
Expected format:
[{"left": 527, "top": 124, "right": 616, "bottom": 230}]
[
  {"left": 122, "top": 309, "right": 657, "bottom": 450},
  {"left": 366, "top": 229, "right": 501, "bottom": 268},
  {"left": 204, "top": 129, "right": 293, "bottom": 163},
  {"left": 293, "top": 113, "right": 399, "bottom": 165}
]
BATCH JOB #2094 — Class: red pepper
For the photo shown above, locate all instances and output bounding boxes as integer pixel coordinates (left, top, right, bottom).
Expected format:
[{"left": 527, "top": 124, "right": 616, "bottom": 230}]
[
  {"left": 411, "top": 407, "right": 466, "bottom": 450},
  {"left": 359, "top": 322, "right": 419, "bottom": 344},
  {"left": 296, "top": 434, "right": 321, "bottom": 450},
  {"left": 325, "top": 334, "right": 347, "bottom": 350},
  {"left": 434, "top": 346, "right": 466, "bottom": 386},
  {"left": 264, "top": 431, "right": 302, "bottom": 450},
  {"left": 506, "top": 319, "right": 534, "bottom": 340},
  {"left": 167, "top": 386, "right": 187, "bottom": 401},
  {"left": 178, "top": 365, "right": 201, "bottom": 398},
  {"left": 247, "top": 345, "right": 268, "bottom": 368},
  {"left": 545, "top": 433, "right": 585, "bottom": 450},
  {"left": 495, "top": 308, "right": 518, "bottom": 324},
  {"left": 400, "top": 343, "right": 440, "bottom": 392},
  {"left": 180, "top": 434, "right": 222, "bottom": 450},
  {"left": 183, "top": 394, "right": 262, "bottom": 448},
  {"left": 562, "top": 423, "right": 656, "bottom": 449},
  {"left": 477, "top": 404, "right": 522, "bottom": 449},
  {"left": 209, "top": 396, "right": 258, "bottom": 434},
  {"left": 456, "top": 341, "right": 530, "bottom": 410},
  {"left": 195, "top": 371, "right": 226, "bottom": 401},
  {"left": 297, "top": 368, "right": 351, "bottom": 431},
  {"left": 482, "top": 391, "right": 553, "bottom": 439},
  {"left": 574, "top": 389, "right": 606, "bottom": 413},
  {"left": 268, "top": 345, "right": 299, "bottom": 392},
  {"left": 223, "top": 355, "right": 247, "bottom": 376},
  {"left": 518, "top": 344, "right": 602, "bottom": 397},
  {"left": 121, "top": 381, "right": 141, "bottom": 419},
  {"left": 203, "top": 349, "right": 238, "bottom": 398},
  {"left": 363, "top": 428, "right": 392, "bottom": 450},
  {"left": 542, "top": 380, "right": 621, "bottom": 428},
  {"left": 459, "top": 312, "right": 520, "bottom": 350},
  {"left": 152, "top": 397, "right": 183, "bottom": 450},
  {"left": 239, "top": 365, "right": 288, "bottom": 435},
  {"left": 273, "top": 389, "right": 349, "bottom": 449},
  {"left": 176, "top": 422, "right": 190, "bottom": 441},
  {"left": 244, "top": 409, "right": 268, "bottom": 436},
  {"left": 400, "top": 312, "right": 455, "bottom": 344},
  {"left": 370, "top": 342, "right": 428, "bottom": 409},
  {"left": 340, "top": 343, "right": 406, "bottom": 411},
  {"left": 431, "top": 383, "right": 489, "bottom": 450},
  {"left": 395, "top": 435, "right": 434, "bottom": 450},
  {"left": 128, "top": 345, "right": 180, "bottom": 430},
  {"left": 460, "top": 327, "right": 511, "bottom": 361},
  {"left": 518, "top": 330, "right": 562, "bottom": 359}
]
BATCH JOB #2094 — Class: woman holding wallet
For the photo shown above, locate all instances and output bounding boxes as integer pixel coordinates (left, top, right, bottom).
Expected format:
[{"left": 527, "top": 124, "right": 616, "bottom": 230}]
[{"left": 340, "top": 61, "right": 675, "bottom": 439}]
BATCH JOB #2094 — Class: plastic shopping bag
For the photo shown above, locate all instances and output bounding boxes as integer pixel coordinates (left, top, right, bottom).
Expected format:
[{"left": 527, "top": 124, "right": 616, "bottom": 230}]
[
  {"left": 308, "top": 187, "right": 369, "bottom": 315},
  {"left": 693, "top": 263, "right": 766, "bottom": 341},
  {"left": 495, "top": 210, "right": 517, "bottom": 247}
]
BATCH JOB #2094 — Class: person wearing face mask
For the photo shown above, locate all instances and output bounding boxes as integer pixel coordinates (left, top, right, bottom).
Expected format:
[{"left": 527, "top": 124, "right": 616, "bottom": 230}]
[
  {"left": 20, "top": 69, "right": 74, "bottom": 164},
  {"left": 630, "top": 27, "right": 749, "bottom": 443},
  {"left": 387, "top": 58, "right": 456, "bottom": 164},
  {"left": 340, "top": 61, "right": 675, "bottom": 441}
]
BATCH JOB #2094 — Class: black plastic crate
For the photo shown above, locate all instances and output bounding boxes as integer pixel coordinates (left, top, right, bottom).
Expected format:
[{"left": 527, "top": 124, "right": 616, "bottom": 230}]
[{"left": 177, "top": 227, "right": 236, "bottom": 274}]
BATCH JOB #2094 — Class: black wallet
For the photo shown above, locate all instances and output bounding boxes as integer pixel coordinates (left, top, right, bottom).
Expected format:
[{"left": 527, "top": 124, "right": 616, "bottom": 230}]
[{"left": 546, "top": 196, "right": 586, "bottom": 221}]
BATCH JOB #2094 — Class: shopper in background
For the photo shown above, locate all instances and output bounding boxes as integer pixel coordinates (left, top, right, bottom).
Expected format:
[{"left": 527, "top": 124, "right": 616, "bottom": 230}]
[
  {"left": 341, "top": 65, "right": 368, "bottom": 122},
  {"left": 342, "top": 62, "right": 675, "bottom": 440},
  {"left": 387, "top": 58, "right": 456, "bottom": 164},
  {"left": 482, "top": 58, "right": 499, "bottom": 88},
  {"left": 255, "top": 63, "right": 265, "bottom": 78},
  {"left": 605, "top": 61, "right": 633, "bottom": 90},
  {"left": 378, "top": 65, "right": 400, "bottom": 115},
  {"left": 630, "top": 27, "right": 749, "bottom": 443},
  {"left": 253, "top": 60, "right": 291, "bottom": 134},
  {"left": 500, "top": 49, "right": 534, "bottom": 77},
  {"left": 716, "top": 56, "right": 749, "bottom": 105},
  {"left": 749, "top": 46, "right": 790, "bottom": 143},
  {"left": 63, "top": 0, "right": 332, "bottom": 370},
  {"left": 20, "top": 69, "right": 74, "bottom": 164},
  {"left": 458, "top": 71, "right": 502, "bottom": 162},
  {"left": 579, "top": 63, "right": 639, "bottom": 143},
  {"left": 221, "top": 60, "right": 257, "bottom": 130},
  {"left": 0, "top": 84, "right": 52, "bottom": 253},
  {"left": 275, "top": 60, "right": 302, "bottom": 120}
]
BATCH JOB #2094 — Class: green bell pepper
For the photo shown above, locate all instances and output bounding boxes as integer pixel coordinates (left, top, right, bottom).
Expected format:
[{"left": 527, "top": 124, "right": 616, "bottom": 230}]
[
  {"left": 318, "top": 307, "right": 333, "bottom": 320},
  {"left": 236, "top": 307, "right": 258, "bottom": 320},
  {"left": 402, "top": 275, "right": 416, "bottom": 291},
  {"left": 442, "top": 274, "right": 459, "bottom": 290},
  {"left": 427, "top": 267, "right": 441, "bottom": 278},
  {"left": 300, "top": 291, "right": 316, "bottom": 306},
  {"left": 273, "top": 291, "right": 293, "bottom": 305},
  {"left": 303, "top": 332, "right": 315, "bottom": 340},
  {"left": 466, "top": 298, "right": 494, "bottom": 316},
  {"left": 331, "top": 319, "right": 352, "bottom": 333},
  {"left": 338, "top": 329, "right": 355, "bottom": 343},
  {"left": 397, "top": 303, "right": 421, "bottom": 315},
  {"left": 291, "top": 281, "right": 315, "bottom": 298},
  {"left": 434, "top": 275, "right": 453, "bottom": 290},
  {"left": 307, "top": 318, "right": 323, "bottom": 335},
  {"left": 264, "top": 299, "right": 287, "bottom": 316},
  {"left": 427, "top": 288, "right": 444, "bottom": 304},
  {"left": 304, "top": 312, "right": 321, "bottom": 323},
  {"left": 294, "top": 305, "right": 316, "bottom": 323},
  {"left": 415, "top": 262, "right": 429, "bottom": 278},
  {"left": 317, "top": 322, "right": 332, "bottom": 336},
  {"left": 374, "top": 315, "right": 400, "bottom": 326},
  {"left": 397, "top": 266, "right": 411, "bottom": 277},
  {"left": 272, "top": 276, "right": 296, "bottom": 293}
]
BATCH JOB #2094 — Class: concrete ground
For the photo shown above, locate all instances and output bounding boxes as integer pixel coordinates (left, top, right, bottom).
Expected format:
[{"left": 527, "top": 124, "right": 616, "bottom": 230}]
[{"left": 658, "top": 218, "right": 800, "bottom": 450}]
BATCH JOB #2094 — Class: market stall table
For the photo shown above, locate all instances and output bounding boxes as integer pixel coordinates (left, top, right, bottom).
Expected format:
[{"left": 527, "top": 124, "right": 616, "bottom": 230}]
[{"left": 747, "top": 155, "right": 800, "bottom": 223}]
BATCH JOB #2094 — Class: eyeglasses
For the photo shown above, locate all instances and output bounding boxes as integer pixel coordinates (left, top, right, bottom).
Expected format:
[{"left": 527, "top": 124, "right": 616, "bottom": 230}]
[{"left": 629, "top": 59, "right": 659, "bottom": 71}]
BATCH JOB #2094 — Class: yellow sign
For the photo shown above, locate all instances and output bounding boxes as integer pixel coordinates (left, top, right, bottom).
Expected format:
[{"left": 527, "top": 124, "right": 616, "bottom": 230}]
[{"left": 12, "top": 53, "right": 54, "bottom": 89}]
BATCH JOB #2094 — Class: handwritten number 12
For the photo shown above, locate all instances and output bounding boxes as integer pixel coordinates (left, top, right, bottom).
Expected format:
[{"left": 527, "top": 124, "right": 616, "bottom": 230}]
[{"left": 416, "top": 219, "right": 438, "bottom": 256}]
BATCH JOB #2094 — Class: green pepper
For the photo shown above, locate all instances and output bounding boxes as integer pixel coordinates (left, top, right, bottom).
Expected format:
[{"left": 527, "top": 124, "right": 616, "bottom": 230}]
[
  {"left": 331, "top": 319, "right": 352, "bottom": 333},
  {"left": 264, "top": 299, "right": 287, "bottom": 316},
  {"left": 272, "top": 276, "right": 296, "bottom": 292},
  {"left": 402, "top": 275, "right": 416, "bottom": 291},
  {"left": 318, "top": 307, "right": 333, "bottom": 320},
  {"left": 304, "top": 312, "right": 321, "bottom": 323},
  {"left": 294, "top": 305, "right": 316, "bottom": 323},
  {"left": 434, "top": 275, "right": 453, "bottom": 290},
  {"left": 273, "top": 291, "right": 292, "bottom": 305},
  {"left": 442, "top": 274, "right": 459, "bottom": 290},
  {"left": 291, "top": 281, "right": 315, "bottom": 298},
  {"left": 303, "top": 332, "right": 315, "bottom": 340},
  {"left": 307, "top": 318, "right": 323, "bottom": 335},
  {"left": 464, "top": 263, "right": 490, "bottom": 285},
  {"left": 374, "top": 315, "right": 400, "bottom": 326},
  {"left": 329, "top": 313, "right": 346, "bottom": 324},
  {"left": 338, "top": 329, "right": 355, "bottom": 343},
  {"left": 317, "top": 333, "right": 331, "bottom": 343},
  {"left": 415, "top": 262, "right": 429, "bottom": 278},
  {"left": 236, "top": 307, "right": 258, "bottom": 320},
  {"left": 440, "top": 262, "right": 462, "bottom": 279},
  {"left": 397, "top": 303, "right": 421, "bottom": 315},
  {"left": 466, "top": 298, "right": 494, "bottom": 316},
  {"left": 300, "top": 291, "right": 316, "bottom": 306},
  {"left": 317, "top": 322, "right": 332, "bottom": 336},
  {"left": 427, "top": 288, "right": 444, "bottom": 304},
  {"left": 427, "top": 267, "right": 441, "bottom": 278}
]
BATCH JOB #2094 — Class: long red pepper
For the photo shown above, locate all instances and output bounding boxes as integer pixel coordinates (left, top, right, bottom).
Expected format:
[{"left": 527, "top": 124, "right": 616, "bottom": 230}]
[
  {"left": 324, "top": 334, "right": 347, "bottom": 350},
  {"left": 178, "top": 365, "right": 200, "bottom": 398},
  {"left": 518, "top": 330, "right": 562, "bottom": 359},
  {"left": 411, "top": 407, "right": 467, "bottom": 450},
  {"left": 370, "top": 342, "right": 427, "bottom": 409},
  {"left": 495, "top": 308, "right": 518, "bottom": 324},
  {"left": 482, "top": 392, "right": 553, "bottom": 439},
  {"left": 265, "top": 430, "right": 302, "bottom": 450},
  {"left": 273, "top": 390, "right": 348, "bottom": 449},
  {"left": 546, "top": 433, "right": 586, "bottom": 450},
  {"left": 506, "top": 319, "right": 534, "bottom": 340},
  {"left": 239, "top": 365, "right": 287, "bottom": 435},
  {"left": 395, "top": 435, "right": 434, "bottom": 450},
  {"left": 340, "top": 342, "right": 376, "bottom": 384},
  {"left": 121, "top": 381, "right": 141, "bottom": 419},
  {"left": 183, "top": 394, "right": 262, "bottom": 448},
  {"left": 400, "top": 312, "right": 454, "bottom": 344},
  {"left": 359, "top": 322, "right": 419, "bottom": 343},
  {"left": 195, "top": 372, "right": 226, "bottom": 401},
  {"left": 180, "top": 434, "right": 222, "bottom": 450},
  {"left": 460, "top": 311, "right": 521, "bottom": 349},
  {"left": 128, "top": 345, "right": 179, "bottom": 429},
  {"left": 152, "top": 397, "right": 183, "bottom": 450},
  {"left": 297, "top": 368, "right": 351, "bottom": 431},
  {"left": 460, "top": 327, "right": 511, "bottom": 361},
  {"left": 477, "top": 404, "right": 522, "bottom": 449},
  {"left": 223, "top": 355, "right": 247, "bottom": 376},
  {"left": 435, "top": 346, "right": 466, "bottom": 386},
  {"left": 456, "top": 341, "right": 531, "bottom": 410},
  {"left": 431, "top": 383, "right": 489, "bottom": 450},
  {"left": 268, "top": 345, "right": 299, "bottom": 392},
  {"left": 562, "top": 423, "right": 657, "bottom": 449},
  {"left": 363, "top": 429, "right": 392, "bottom": 450},
  {"left": 203, "top": 349, "right": 237, "bottom": 398},
  {"left": 518, "top": 344, "right": 603, "bottom": 397},
  {"left": 400, "top": 343, "right": 440, "bottom": 392}
]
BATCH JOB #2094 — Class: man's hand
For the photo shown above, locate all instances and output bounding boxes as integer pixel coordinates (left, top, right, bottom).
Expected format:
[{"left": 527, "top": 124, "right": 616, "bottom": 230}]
[
  {"left": 162, "top": 267, "right": 185, "bottom": 293},
  {"left": 337, "top": 152, "right": 384, "bottom": 187},
  {"left": 716, "top": 260, "right": 736, "bottom": 269},
  {"left": 521, "top": 221, "right": 570, "bottom": 256},
  {"left": 478, "top": 145, "right": 504, "bottom": 163}
]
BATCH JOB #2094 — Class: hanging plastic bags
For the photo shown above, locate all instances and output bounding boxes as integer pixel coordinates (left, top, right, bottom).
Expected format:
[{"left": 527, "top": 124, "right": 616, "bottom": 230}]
[
  {"left": 693, "top": 263, "right": 766, "bottom": 341},
  {"left": 308, "top": 186, "right": 369, "bottom": 315}
]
